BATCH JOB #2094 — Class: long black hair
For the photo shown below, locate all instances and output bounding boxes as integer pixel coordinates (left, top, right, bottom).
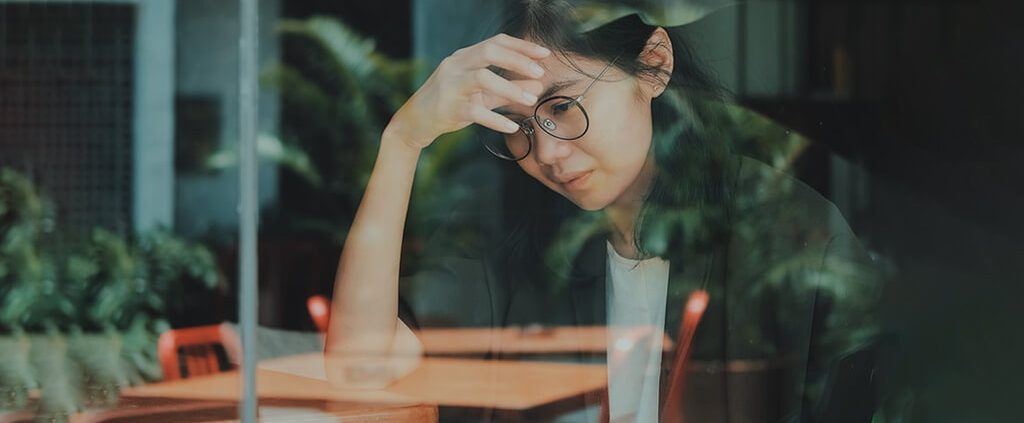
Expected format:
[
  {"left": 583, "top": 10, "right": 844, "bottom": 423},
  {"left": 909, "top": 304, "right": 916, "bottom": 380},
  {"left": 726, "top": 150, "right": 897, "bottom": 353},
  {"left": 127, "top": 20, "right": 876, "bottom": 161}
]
[{"left": 494, "top": 0, "right": 736, "bottom": 289}]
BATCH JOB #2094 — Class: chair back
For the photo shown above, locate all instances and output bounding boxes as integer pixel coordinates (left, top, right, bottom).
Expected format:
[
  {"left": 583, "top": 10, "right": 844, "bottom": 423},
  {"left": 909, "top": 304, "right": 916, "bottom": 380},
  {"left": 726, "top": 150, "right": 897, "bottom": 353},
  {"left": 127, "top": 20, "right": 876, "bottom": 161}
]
[
  {"left": 158, "top": 323, "right": 240, "bottom": 380},
  {"left": 307, "top": 295, "right": 332, "bottom": 333}
]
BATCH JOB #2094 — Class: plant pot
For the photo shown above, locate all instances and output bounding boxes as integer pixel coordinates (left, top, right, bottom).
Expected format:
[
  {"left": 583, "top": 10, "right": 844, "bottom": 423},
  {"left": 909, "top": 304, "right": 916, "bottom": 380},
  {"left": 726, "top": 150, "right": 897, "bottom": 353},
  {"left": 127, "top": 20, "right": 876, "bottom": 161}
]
[{"left": 682, "top": 357, "right": 796, "bottom": 423}]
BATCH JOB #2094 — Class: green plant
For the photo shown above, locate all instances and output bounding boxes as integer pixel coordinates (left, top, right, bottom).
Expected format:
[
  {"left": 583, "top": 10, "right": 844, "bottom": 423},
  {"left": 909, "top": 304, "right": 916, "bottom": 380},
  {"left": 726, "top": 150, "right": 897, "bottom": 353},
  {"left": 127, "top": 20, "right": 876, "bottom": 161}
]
[
  {"left": 573, "top": 0, "right": 729, "bottom": 32},
  {"left": 256, "top": 16, "right": 412, "bottom": 240},
  {"left": 206, "top": 16, "right": 478, "bottom": 247},
  {"left": 0, "top": 168, "right": 221, "bottom": 418},
  {"left": 0, "top": 168, "right": 59, "bottom": 332}
]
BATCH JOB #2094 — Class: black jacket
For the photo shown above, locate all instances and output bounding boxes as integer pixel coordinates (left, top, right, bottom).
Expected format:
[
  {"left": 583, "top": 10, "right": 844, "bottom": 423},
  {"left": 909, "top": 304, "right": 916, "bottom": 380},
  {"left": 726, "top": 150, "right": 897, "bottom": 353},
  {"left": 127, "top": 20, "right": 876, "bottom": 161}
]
[{"left": 398, "top": 157, "right": 882, "bottom": 422}]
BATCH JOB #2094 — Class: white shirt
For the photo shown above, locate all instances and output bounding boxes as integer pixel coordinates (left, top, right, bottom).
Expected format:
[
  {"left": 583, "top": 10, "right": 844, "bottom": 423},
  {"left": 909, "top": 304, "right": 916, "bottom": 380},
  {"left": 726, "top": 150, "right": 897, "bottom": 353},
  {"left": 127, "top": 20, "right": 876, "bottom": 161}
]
[{"left": 606, "top": 241, "right": 671, "bottom": 422}]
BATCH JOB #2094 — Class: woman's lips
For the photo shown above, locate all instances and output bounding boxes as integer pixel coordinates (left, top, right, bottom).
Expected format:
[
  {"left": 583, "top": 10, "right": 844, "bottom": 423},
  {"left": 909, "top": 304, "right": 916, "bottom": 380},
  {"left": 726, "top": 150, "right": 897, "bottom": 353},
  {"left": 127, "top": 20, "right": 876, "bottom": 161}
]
[{"left": 561, "top": 171, "right": 592, "bottom": 191}]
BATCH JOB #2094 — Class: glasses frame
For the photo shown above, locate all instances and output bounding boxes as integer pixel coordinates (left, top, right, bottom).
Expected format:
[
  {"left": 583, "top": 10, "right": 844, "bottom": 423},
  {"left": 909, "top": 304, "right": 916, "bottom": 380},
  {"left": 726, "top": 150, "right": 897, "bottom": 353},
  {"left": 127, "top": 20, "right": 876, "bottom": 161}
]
[{"left": 487, "top": 53, "right": 622, "bottom": 161}]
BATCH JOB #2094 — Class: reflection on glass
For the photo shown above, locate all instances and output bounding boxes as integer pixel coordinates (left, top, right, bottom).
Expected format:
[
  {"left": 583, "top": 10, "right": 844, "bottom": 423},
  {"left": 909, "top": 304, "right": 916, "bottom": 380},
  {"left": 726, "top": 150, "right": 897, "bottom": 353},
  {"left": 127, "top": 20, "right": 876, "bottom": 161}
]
[
  {"left": 322, "top": 1, "right": 888, "bottom": 422},
  {"left": 0, "top": 2, "right": 239, "bottom": 421},
  {"left": 0, "top": 170, "right": 227, "bottom": 420},
  {"left": 5, "top": 0, "right": 1019, "bottom": 421}
]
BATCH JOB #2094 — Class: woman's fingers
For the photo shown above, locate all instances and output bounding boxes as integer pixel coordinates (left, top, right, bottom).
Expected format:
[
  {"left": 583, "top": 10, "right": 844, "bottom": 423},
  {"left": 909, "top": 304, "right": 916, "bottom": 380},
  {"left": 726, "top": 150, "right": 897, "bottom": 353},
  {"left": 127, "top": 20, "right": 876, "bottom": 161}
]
[
  {"left": 389, "top": 33, "right": 550, "bottom": 147},
  {"left": 466, "top": 103, "right": 522, "bottom": 135},
  {"left": 480, "top": 43, "right": 547, "bottom": 79},
  {"left": 477, "top": 79, "right": 545, "bottom": 112},
  {"left": 490, "top": 33, "right": 551, "bottom": 59},
  {"left": 472, "top": 68, "right": 539, "bottom": 108},
  {"left": 455, "top": 34, "right": 549, "bottom": 78}
]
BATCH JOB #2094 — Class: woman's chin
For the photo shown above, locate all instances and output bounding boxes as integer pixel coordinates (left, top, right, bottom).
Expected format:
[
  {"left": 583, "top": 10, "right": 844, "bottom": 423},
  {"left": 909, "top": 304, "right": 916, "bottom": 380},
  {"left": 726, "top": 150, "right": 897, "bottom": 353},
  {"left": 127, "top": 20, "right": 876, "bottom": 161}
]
[{"left": 563, "top": 192, "right": 611, "bottom": 211}]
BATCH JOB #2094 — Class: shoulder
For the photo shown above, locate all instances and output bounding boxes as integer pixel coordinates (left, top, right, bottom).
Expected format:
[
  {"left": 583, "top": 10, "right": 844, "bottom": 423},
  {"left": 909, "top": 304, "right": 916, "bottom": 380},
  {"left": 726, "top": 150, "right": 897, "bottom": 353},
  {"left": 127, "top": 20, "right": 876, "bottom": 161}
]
[
  {"left": 724, "top": 154, "right": 881, "bottom": 297},
  {"left": 727, "top": 154, "right": 883, "bottom": 310},
  {"left": 733, "top": 155, "right": 840, "bottom": 217},
  {"left": 728, "top": 155, "right": 852, "bottom": 244}
]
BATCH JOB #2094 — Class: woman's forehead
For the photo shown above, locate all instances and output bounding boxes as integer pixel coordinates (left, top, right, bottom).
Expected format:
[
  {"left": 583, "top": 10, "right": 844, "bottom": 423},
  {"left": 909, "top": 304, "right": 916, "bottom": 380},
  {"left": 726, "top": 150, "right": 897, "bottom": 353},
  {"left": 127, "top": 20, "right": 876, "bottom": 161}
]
[
  {"left": 493, "top": 52, "right": 625, "bottom": 117},
  {"left": 501, "top": 50, "right": 606, "bottom": 81}
]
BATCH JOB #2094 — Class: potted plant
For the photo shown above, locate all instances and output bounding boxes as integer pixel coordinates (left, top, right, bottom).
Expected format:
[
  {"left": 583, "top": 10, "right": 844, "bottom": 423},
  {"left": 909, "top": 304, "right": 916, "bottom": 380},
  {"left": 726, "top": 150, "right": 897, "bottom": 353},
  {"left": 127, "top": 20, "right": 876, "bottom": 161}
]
[{"left": 0, "top": 169, "right": 222, "bottom": 420}]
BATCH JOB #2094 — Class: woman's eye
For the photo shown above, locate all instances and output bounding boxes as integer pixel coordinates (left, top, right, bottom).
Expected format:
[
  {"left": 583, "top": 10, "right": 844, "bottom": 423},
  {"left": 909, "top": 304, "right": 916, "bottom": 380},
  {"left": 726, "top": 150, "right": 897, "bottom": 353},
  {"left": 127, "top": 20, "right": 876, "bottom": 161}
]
[{"left": 551, "top": 100, "right": 575, "bottom": 113}]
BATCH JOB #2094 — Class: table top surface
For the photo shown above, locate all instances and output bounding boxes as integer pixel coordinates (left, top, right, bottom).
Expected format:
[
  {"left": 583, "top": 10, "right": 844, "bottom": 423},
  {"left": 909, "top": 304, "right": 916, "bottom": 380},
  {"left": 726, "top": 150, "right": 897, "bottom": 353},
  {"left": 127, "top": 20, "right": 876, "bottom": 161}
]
[
  {"left": 122, "top": 353, "right": 608, "bottom": 411},
  {"left": 416, "top": 325, "right": 673, "bottom": 355},
  {"left": 1, "top": 396, "right": 439, "bottom": 423}
]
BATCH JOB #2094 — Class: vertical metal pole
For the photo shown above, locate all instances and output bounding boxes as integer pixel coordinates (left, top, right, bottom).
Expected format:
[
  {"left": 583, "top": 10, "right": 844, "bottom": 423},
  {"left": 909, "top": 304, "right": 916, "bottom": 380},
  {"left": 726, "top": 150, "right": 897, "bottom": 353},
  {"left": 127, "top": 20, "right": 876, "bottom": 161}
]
[{"left": 238, "top": 0, "right": 259, "bottom": 421}]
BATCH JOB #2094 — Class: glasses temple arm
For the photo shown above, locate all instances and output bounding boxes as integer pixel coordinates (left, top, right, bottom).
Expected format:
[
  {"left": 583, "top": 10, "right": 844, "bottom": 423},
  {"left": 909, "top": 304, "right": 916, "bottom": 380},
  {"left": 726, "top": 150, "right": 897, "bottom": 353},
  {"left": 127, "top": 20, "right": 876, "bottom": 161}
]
[{"left": 574, "top": 53, "right": 622, "bottom": 103}]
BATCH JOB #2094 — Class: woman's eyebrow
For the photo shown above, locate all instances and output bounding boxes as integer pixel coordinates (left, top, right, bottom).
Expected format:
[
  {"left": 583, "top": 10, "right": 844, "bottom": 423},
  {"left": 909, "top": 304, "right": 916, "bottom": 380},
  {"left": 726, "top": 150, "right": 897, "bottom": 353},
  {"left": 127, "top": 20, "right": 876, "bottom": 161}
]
[
  {"left": 494, "top": 79, "right": 581, "bottom": 116},
  {"left": 538, "top": 79, "right": 581, "bottom": 99}
]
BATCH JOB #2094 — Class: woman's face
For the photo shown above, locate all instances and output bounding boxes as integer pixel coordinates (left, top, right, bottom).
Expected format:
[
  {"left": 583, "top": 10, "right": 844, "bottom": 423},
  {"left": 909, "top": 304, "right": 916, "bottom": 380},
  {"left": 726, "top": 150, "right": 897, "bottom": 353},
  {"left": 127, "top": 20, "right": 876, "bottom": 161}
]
[{"left": 498, "top": 51, "right": 661, "bottom": 211}]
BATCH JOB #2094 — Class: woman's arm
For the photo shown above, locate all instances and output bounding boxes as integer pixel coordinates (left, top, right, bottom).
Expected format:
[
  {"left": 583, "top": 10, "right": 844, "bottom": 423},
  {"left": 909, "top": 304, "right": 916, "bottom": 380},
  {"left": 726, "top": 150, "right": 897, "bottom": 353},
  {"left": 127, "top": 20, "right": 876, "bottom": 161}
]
[
  {"left": 324, "top": 33, "right": 551, "bottom": 389},
  {"left": 324, "top": 122, "right": 426, "bottom": 389}
]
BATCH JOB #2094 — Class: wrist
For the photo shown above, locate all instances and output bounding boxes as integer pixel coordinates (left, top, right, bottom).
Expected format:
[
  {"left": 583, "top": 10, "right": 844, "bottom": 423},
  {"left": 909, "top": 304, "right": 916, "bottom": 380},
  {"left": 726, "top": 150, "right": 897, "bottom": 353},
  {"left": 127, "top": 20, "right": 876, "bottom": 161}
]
[
  {"left": 380, "top": 124, "right": 425, "bottom": 163},
  {"left": 384, "top": 112, "right": 434, "bottom": 152}
]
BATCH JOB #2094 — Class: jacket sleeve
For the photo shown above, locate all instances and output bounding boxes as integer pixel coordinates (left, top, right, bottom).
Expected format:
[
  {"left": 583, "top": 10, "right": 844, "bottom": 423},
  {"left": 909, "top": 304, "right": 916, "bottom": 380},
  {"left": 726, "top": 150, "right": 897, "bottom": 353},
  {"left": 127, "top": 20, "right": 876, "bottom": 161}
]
[
  {"left": 801, "top": 195, "right": 884, "bottom": 423},
  {"left": 732, "top": 157, "right": 884, "bottom": 422},
  {"left": 396, "top": 198, "right": 507, "bottom": 332},
  {"left": 398, "top": 254, "right": 500, "bottom": 329}
]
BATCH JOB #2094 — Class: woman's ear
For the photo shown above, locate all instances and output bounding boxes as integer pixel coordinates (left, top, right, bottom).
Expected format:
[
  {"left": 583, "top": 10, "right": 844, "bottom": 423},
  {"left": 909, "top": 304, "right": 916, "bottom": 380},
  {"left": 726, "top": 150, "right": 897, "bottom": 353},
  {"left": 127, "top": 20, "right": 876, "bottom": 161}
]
[{"left": 639, "top": 27, "right": 674, "bottom": 99}]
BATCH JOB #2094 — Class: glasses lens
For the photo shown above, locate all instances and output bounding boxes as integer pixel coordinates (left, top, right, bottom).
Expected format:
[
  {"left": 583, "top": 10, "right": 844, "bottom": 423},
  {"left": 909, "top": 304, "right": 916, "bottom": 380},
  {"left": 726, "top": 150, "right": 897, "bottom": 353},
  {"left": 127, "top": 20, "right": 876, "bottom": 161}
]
[
  {"left": 480, "top": 122, "right": 530, "bottom": 161},
  {"left": 535, "top": 96, "right": 588, "bottom": 140}
]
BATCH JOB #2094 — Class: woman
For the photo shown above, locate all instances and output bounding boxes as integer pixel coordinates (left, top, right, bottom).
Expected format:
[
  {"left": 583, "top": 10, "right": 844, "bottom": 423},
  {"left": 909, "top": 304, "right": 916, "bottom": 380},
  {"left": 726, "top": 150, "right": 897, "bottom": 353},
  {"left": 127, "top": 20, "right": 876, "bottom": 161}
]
[{"left": 327, "top": 1, "right": 881, "bottom": 422}]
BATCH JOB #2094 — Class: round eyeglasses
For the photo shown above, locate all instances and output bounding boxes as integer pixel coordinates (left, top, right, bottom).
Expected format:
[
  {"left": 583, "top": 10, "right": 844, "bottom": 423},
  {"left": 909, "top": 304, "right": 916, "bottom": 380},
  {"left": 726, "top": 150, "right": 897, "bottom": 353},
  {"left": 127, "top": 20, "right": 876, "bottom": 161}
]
[{"left": 481, "top": 54, "right": 620, "bottom": 161}]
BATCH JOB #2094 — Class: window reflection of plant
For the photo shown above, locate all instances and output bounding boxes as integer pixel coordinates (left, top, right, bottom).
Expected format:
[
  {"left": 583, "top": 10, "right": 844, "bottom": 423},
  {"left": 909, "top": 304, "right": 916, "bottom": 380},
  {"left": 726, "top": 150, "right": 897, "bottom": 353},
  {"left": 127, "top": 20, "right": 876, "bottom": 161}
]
[
  {"left": 212, "top": 16, "right": 480, "bottom": 265},
  {"left": 201, "top": 11, "right": 893, "bottom": 420},
  {"left": 543, "top": 96, "right": 883, "bottom": 414},
  {"left": 0, "top": 169, "right": 221, "bottom": 418},
  {"left": 520, "top": 0, "right": 881, "bottom": 371}
]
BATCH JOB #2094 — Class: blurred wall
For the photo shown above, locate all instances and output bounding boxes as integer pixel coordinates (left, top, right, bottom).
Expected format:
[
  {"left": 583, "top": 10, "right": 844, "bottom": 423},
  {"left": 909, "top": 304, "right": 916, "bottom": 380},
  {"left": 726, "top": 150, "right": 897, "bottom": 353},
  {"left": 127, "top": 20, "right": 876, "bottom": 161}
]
[
  {"left": 134, "top": 0, "right": 175, "bottom": 233},
  {"left": 174, "top": 0, "right": 280, "bottom": 237}
]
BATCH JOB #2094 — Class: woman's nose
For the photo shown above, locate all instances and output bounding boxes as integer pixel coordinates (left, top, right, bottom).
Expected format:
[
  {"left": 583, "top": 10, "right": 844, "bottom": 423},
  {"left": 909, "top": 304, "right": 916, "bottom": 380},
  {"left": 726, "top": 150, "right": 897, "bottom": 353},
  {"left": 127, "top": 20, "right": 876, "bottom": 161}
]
[{"left": 531, "top": 130, "right": 574, "bottom": 165}]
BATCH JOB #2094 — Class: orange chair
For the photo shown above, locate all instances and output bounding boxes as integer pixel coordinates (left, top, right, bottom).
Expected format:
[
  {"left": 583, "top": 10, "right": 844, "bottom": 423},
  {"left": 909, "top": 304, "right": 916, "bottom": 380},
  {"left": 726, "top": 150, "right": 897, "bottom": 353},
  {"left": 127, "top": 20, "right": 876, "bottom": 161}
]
[
  {"left": 598, "top": 290, "right": 710, "bottom": 423},
  {"left": 307, "top": 295, "right": 332, "bottom": 333},
  {"left": 661, "top": 289, "right": 711, "bottom": 423},
  {"left": 158, "top": 323, "right": 241, "bottom": 381}
]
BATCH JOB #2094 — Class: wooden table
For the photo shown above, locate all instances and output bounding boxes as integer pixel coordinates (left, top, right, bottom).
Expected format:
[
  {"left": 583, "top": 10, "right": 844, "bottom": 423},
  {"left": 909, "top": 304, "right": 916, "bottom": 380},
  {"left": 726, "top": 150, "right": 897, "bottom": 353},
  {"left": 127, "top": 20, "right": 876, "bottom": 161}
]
[
  {"left": 0, "top": 395, "right": 437, "bottom": 423},
  {"left": 417, "top": 325, "right": 673, "bottom": 355},
  {"left": 117, "top": 353, "right": 607, "bottom": 421}
]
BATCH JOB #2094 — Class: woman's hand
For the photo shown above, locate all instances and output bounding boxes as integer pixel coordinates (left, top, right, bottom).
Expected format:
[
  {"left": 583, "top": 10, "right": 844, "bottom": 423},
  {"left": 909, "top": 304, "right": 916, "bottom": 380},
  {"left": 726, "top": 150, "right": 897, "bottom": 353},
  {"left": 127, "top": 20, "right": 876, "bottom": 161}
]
[{"left": 387, "top": 33, "right": 551, "bottom": 150}]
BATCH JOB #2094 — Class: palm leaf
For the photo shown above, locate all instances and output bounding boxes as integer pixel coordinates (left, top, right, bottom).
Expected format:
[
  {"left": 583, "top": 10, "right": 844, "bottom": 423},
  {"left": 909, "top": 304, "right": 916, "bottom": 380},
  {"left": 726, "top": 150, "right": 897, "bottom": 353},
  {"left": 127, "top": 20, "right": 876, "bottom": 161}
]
[{"left": 574, "top": 0, "right": 739, "bottom": 32}]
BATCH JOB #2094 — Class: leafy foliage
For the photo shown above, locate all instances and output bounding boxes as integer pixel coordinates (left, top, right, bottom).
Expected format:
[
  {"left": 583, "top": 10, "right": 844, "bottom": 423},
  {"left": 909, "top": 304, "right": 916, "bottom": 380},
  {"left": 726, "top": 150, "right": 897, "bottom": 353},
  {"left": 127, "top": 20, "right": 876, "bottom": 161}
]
[
  {"left": 260, "top": 16, "right": 416, "bottom": 238},
  {"left": 204, "top": 16, "right": 480, "bottom": 248},
  {"left": 0, "top": 168, "right": 220, "bottom": 417},
  {"left": 574, "top": 0, "right": 733, "bottom": 32}
]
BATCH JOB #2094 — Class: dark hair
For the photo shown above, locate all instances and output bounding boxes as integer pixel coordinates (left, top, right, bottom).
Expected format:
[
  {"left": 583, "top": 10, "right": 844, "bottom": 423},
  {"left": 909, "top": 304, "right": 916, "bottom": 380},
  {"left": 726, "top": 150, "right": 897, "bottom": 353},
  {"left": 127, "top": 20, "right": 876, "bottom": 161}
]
[{"left": 494, "top": 0, "right": 735, "bottom": 288}]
